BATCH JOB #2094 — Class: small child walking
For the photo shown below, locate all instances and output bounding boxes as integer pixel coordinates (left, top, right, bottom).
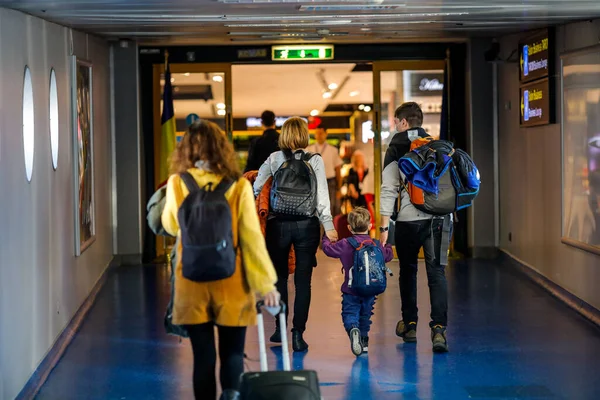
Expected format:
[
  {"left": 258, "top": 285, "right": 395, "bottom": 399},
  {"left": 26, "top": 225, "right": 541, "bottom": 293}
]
[{"left": 322, "top": 207, "right": 394, "bottom": 356}]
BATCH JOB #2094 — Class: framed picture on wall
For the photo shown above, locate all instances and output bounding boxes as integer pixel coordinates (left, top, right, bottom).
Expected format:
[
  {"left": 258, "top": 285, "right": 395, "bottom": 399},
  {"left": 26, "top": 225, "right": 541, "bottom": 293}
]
[
  {"left": 71, "top": 56, "right": 96, "bottom": 256},
  {"left": 561, "top": 45, "right": 600, "bottom": 255}
]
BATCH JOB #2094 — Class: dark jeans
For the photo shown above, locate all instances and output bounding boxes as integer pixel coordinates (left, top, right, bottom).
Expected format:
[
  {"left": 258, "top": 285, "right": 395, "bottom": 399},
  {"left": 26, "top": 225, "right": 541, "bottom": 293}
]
[
  {"left": 266, "top": 217, "right": 320, "bottom": 333},
  {"left": 186, "top": 323, "right": 246, "bottom": 400},
  {"left": 395, "top": 218, "right": 448, "bottom": 327},
  {"left": 341, "top": 294, "right": 376, "bottom": 336}
]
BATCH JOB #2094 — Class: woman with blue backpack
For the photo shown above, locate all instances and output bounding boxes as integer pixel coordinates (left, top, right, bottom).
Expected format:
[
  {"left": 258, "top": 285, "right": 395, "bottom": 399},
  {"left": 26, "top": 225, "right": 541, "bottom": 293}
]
[{"left": 322, "top": 207, "right": 394, "bottom": 356}]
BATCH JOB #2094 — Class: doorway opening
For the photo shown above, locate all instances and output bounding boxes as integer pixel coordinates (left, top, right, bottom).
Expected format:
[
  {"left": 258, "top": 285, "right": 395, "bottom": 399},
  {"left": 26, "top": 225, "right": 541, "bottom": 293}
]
[{"left": 153, "top": 60, "right": 448, "bottom": 257}]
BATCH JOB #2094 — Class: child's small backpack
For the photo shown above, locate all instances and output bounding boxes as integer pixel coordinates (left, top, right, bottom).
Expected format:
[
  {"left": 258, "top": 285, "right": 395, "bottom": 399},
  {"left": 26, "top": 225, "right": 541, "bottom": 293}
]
[
  {"left": 178, "top": 172, "right": 236, "bottom": 282},
  {"left": 346, "top": 237, "right": 391, "bottom": 297}
]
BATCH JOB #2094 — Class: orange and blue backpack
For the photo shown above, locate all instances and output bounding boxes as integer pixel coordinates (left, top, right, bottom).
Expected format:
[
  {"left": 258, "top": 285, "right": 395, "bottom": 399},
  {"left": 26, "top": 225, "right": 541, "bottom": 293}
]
[{"left": 398, "top": 137, "right": 480, "bottom": 215}]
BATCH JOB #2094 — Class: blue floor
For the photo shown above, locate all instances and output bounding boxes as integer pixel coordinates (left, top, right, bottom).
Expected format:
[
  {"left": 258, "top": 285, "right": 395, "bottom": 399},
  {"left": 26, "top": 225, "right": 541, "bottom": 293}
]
[{"left": 36, "top": 253, "right": 600, "bottom": 400}]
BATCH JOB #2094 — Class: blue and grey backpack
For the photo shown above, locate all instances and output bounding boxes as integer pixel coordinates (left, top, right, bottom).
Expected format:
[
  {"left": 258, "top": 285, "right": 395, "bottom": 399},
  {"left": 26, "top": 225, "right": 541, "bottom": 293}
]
[
  {"left": 346, "top": 237, "right": 392, "bottom": 297},
  {"left": 397, "top": 138, "right": 480, "bottom": 216}
]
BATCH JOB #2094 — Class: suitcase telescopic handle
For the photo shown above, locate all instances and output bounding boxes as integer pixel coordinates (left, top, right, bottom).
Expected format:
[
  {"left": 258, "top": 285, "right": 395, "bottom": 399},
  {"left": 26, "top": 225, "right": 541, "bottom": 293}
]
[
  {"left": 256, "top": 300, "right": 287, "bottom": 314},
  {"left": 255, "top": 300, "right": 291, "bottom": 372}
]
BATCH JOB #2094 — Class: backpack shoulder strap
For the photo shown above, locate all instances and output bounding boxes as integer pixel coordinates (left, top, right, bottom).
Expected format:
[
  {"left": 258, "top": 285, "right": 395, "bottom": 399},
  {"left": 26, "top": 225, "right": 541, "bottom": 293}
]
[
  {"left": 399, "top": 177, "right": 410, "bottom": 193},
  {"left": 303, "top": 151, "right": 320, "bottom": 161},
  {"left": 213, "top": 178, "right": 234, "bottom": 195},
  {"left": 282, "top": 149, "right": 293, "bottom": 160},
  {"left": 346, "top": 236, "right": 359, "bottom": 249},
  {"left": 180, "top": 172, "right": 200, "bottom": 193}
]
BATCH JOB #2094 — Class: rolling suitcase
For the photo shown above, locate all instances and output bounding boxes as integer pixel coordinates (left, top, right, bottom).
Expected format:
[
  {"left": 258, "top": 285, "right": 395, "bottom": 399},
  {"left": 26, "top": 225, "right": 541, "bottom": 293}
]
[{"left": 239, "top": 301, "right": 322, "bottom": 400}]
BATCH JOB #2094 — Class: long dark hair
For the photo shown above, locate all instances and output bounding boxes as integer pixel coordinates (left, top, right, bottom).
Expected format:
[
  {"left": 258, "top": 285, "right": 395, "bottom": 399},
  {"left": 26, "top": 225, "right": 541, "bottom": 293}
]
[{"left": 170, "top": 120, "right": 241, "bottom": 181}]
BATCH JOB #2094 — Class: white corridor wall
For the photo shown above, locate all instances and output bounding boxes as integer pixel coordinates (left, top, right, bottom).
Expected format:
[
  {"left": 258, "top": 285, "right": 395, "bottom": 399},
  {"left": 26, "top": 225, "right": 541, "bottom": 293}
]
[
  {"left": 0, "top": 8, "right": 114, "bottom": 399},
  {"left": 497, "top": 19, "right": 600, "bottom": 311}
]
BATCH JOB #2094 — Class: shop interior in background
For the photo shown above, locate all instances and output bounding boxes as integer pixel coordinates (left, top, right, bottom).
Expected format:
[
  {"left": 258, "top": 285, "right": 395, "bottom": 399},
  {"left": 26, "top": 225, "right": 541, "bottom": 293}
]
[{"left": 159, "top": 64, "right": 443, "bottom": 173}]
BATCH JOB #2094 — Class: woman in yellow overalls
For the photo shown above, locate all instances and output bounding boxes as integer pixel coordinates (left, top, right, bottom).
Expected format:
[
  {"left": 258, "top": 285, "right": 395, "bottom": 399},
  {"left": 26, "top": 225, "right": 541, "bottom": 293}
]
[{"left": 162, "top": 120, "right": 279, "bottom": 400}]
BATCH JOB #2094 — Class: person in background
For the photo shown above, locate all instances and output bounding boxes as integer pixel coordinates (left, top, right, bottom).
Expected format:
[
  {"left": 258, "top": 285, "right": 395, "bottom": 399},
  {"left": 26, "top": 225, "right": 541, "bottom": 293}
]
[
  {"left": 379, "top": 102, "right": 450, "bottom": 353},
  {"left": 361, "top": 153, "right": 376, "bottom": 231},
  {"left": 306, "top": 125, "right": 343, "bottom": 216},
  {"left": 343, "top": 150, "right": 369, "bottom": 210},
  {"left": 254, "top": 117, "right": 338, "bottom": 352},
  {"left": 244, "top": 110, "right": 279, "bottom": 173},
  {"left": 162, "top": 120, "right": 280, "bottom": 400}
]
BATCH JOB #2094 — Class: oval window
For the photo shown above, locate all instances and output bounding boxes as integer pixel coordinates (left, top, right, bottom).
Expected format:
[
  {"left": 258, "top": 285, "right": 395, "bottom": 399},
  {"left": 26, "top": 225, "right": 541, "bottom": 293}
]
[
  {"left": 50, "top": 69, "right": 59, "bottom": 170},
  {"left": 23, "top": 66, "right": 35, "bottom": 182}
]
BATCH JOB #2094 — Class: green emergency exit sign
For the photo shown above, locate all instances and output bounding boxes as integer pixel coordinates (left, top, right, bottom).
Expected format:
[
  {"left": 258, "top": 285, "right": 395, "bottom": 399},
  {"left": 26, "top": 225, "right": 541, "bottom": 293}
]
[{"left": 272, "top": 45, "right": 334, "bottom": 61}]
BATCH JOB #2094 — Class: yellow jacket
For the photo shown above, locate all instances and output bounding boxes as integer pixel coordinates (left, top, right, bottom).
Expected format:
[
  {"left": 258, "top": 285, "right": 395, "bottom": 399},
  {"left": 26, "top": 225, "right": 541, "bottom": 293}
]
[{"left": 161, "top": 168, "right": 277, "bottom": 327}]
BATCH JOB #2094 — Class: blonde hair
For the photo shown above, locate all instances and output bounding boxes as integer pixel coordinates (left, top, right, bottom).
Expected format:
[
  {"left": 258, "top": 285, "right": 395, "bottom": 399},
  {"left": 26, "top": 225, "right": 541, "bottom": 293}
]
[
  {"left": 348, "top": 207, "right": 371, "bottom": 233},
  {"left": 351, "top": 149, "right": 365, "bottom": 169},
  {"left": 170, "top": 120, "right": 241, "bottom": 181},
  {"left": 279, "top": 117, "right": 309, "bottom": 150}
]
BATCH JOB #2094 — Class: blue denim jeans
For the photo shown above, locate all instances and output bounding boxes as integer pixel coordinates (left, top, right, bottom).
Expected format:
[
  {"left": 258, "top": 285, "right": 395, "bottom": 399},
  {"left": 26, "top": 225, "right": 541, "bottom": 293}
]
[{"left": 341, "top": 294, "right": 376, "bottom": 336}]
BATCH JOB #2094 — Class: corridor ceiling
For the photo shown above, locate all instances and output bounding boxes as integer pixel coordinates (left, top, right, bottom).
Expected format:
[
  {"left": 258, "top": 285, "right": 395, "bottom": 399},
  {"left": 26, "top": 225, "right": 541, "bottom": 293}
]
[{"left": 2, "top": 0, "right": 600, "bottom": 45}]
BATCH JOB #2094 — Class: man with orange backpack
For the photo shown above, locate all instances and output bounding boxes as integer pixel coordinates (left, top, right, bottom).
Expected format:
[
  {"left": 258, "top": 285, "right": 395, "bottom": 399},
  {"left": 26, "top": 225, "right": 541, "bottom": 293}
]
[{"left": 379, "top": 102, "right": 455, "bottom": 353}]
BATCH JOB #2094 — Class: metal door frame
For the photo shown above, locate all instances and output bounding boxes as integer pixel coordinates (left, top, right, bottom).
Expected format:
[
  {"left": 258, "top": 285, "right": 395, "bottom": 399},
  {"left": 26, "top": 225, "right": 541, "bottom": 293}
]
[{"left": 372, "top": 60, "right": 447, "bottom": 236}]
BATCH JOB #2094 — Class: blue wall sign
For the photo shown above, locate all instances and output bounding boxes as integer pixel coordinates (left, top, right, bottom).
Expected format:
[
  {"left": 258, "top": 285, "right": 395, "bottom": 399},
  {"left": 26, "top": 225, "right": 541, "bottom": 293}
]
[{"left": 186, "top": 113, "right": 200, "bottom": 125}]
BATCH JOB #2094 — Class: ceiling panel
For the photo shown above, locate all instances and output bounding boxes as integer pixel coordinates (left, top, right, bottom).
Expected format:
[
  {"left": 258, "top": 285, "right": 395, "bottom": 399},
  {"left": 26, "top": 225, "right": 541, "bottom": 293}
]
[
  {"left": 1, "top": 0, "right": 599, "bottom": 44},
  {"left": 231, "top": 63, "right": 370, "bottom": 116}
]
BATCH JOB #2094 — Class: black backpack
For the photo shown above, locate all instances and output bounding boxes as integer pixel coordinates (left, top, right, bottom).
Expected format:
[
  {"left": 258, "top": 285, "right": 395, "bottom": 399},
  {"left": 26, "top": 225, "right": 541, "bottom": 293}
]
[
  {"left": 177, "top": 172, "right": 236, "bottom": 282},
  {"left": 270, "top": 150, "right": 319, "bottom": 218}
]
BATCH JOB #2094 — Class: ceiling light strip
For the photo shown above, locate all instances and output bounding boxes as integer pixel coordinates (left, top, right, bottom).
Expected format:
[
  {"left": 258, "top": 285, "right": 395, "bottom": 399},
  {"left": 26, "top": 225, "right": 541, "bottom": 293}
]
[
  {"left": 41, "top": 13, "right": 225, "bottom": 19},
  {"left": 298, "top": 4, "right": 405, "bottom": 11},
  {"left": 225, "top": 20, "right": 438, "bottom": 27},
  {"left": 223, "top": 12, "right": 469, "bottom": 21},
  {"left": 55, "top": 11, "right": 470, "bottom": 24},
  {"left": 218, "top": 0, "right": 398, "bottom": 3},
  {"left": 102, "top": 32, "right": 212, "bottom": 36}
]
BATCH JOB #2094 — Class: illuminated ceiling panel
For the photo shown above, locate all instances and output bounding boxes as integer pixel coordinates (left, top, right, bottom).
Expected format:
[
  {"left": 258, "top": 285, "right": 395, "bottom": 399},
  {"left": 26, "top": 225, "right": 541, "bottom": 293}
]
[{"left": 0, "top": 0, "right": 599, "bottom": 44}]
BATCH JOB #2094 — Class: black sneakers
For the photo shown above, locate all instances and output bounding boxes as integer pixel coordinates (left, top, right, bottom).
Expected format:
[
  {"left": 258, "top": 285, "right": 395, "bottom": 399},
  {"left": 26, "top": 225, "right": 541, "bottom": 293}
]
[
  {"left": 396, "top": 320, "right": 417, "bottom": 342},
  {"left": 220, "top": 390, "right": 240, "bottom": 400},
  {"left": 272, "top": 328, "right": 309, "bottom": 352},
  {"left": 361, "top": 336, "right": 369, "bottom": 353},
  {"left": 270, "top": 327, "right": 282, "bottom": 344},
  {"left": 431, "top": 325, "right": 448, "bottom": 353},
  {"left": 349, "top": 328, "right": 363, "bottom": 356},
  {"left": 292, "top": 329, "right": 309, "bottom": 352}
]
